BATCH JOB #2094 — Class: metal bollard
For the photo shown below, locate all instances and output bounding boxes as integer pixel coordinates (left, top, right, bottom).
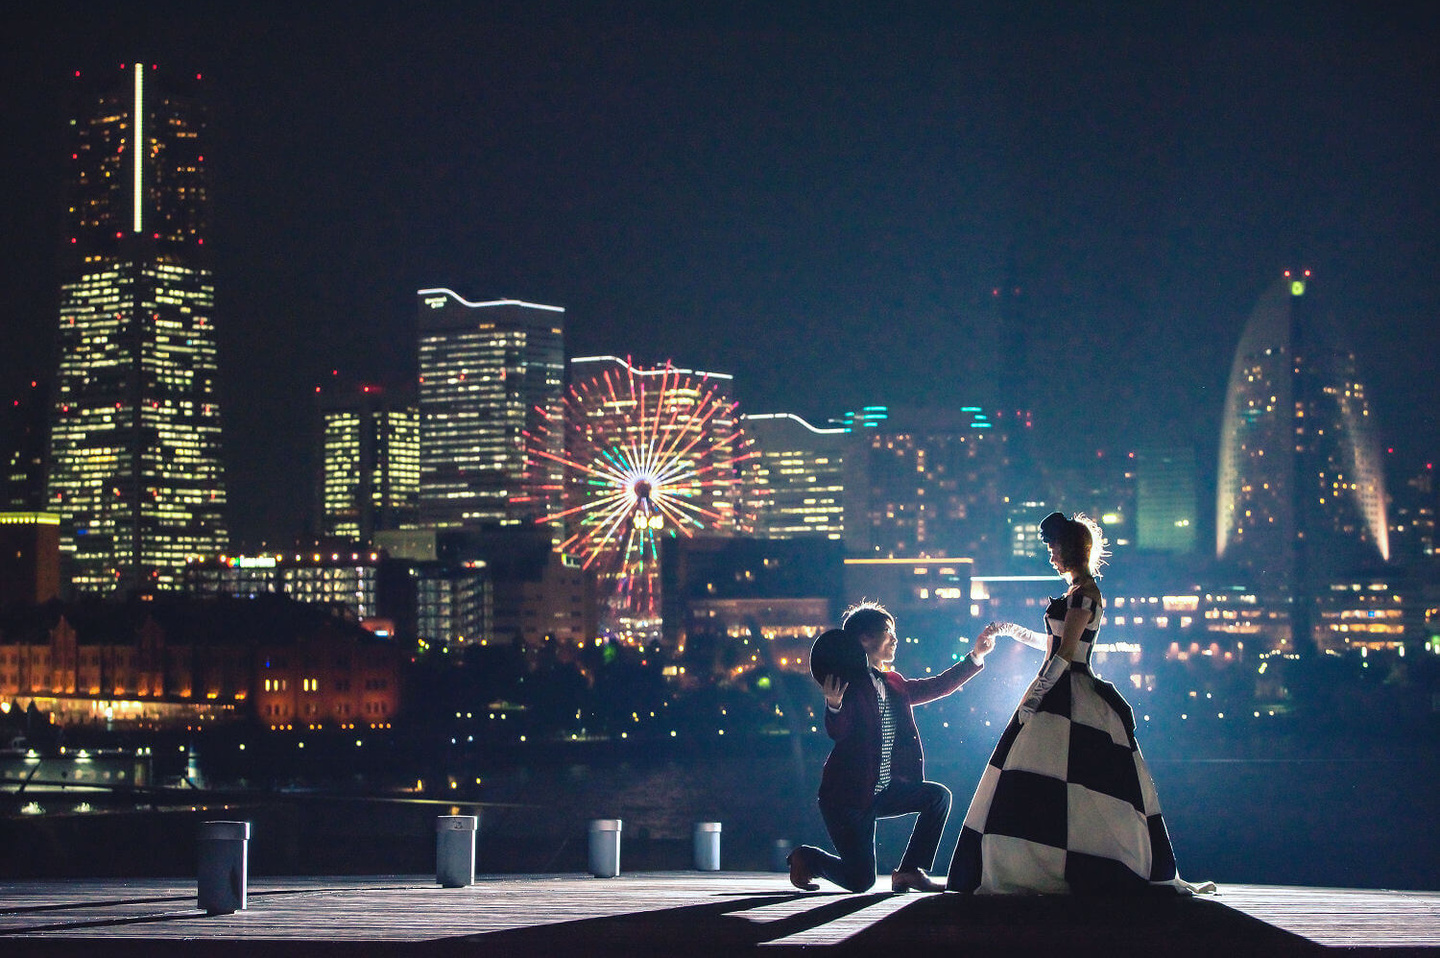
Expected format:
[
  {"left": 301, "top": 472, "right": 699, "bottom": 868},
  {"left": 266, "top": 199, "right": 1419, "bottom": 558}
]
[
  {"left": 436, "top": 815, "right": 478, "bottom": 887},
  {"left": 588, "top": 819, "right": 622, "bottom": 878},
  {"left": 197, "top": 821, "right": 250, "bottom": 914},
  {"left": 771, "top": 839, "right": 794, "bottom": 873},
  {"left": 693, "top": 822, "right": 722, "bottom": 871}
]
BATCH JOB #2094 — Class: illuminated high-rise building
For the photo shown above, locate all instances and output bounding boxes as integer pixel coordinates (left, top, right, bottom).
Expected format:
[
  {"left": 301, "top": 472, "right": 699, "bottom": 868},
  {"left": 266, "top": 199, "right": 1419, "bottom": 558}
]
[
  {"left": 1387, "top": 462, "right": 1436, "bottom": 564},
  {"left": 47, "top": 64, "right": 227, "bottom": 594},
  {"left": 846, "top": 406, "right": 1010, "bottom": 564},
  {"left": 1135, "top": 447, "right": 1197, "bottom": 554},
  {"left": 1217, "top": 273, "right": 1389, "bottom": 646},
  {"left": 319, "top": 386, "right": 420, "bottom": 542},
  {"left": 415, "top": 290, "right": 565, "bottom": 531},
  {"left": 742, "top": 413, "right": 848, "bottom": 540},
  {"left": 1005, "top": 499, "right": 1052, "bottom": 564},
  {"left": 2, "top": 380, "right": 50, "bottom": 512}
]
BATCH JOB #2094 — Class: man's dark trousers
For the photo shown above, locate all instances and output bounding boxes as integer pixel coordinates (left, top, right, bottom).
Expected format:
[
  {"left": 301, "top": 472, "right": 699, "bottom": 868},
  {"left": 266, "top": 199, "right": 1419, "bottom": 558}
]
[{"left": 806, "top": 780, "right": 952, "bottom": 892}]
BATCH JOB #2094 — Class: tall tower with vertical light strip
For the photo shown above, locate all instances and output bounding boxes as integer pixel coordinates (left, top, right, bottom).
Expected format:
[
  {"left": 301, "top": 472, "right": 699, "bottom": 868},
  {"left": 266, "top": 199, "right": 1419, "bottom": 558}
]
[
  {"left": 415, "top": 290, "right": 565, "bottom": 531},
  {"left": 46, "top": 63, "right": 228, "bottom": 594}
]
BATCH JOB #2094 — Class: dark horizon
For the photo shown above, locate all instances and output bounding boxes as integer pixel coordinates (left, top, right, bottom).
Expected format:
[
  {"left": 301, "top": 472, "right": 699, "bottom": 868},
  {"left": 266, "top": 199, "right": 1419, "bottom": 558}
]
[{"left": 3, "top": 2, "right": 1438, "bottom": 549}]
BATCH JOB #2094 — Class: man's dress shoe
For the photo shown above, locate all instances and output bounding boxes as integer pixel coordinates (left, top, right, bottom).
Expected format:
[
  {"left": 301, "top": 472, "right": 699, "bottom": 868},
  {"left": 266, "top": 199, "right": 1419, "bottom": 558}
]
[{"left": 891, "top": 868, "right": 945, "bottom": 893}]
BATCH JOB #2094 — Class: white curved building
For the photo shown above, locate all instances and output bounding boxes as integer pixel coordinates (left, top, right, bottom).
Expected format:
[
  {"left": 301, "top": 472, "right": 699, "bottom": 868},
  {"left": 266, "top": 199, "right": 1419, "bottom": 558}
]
[{"left": 1216, "top": 274, "right": 1389, "bottom": 588}]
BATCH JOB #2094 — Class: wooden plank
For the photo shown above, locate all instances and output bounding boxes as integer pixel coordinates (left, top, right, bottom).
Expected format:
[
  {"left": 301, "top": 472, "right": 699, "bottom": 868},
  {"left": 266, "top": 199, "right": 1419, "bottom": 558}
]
[
  {"left": 1218, "top": 883, "right": 1440, "bottom": 948},
  {"left": 0, "top": 873, "right": 781, "bottom": 942},
  {"left": 732, "top": 894, "right": 852, "bottom": 924},
  {"left": 760, "top": 894, "right": 920, "bottom": 946}
]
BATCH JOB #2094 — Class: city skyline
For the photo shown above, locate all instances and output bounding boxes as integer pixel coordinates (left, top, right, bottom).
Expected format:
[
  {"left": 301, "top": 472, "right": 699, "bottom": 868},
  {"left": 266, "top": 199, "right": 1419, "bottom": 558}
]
[{"left": 2, "top": 4, "right": 1438, "bottom": 549}]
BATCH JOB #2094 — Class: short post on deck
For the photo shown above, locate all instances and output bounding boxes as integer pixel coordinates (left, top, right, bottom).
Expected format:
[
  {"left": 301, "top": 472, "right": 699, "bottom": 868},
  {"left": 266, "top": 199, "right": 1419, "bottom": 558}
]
[
  {"left": 436, "top": 815, "right": 478, "bottom": 887},
  {"left": 771, "top": 838, "right": 793, "bottom": 872},
  {"left": 197, "top": 820, "right": 250, "bottom": 914},
  {"left": 693, "top": 821, "right": 722, "bottom": 871},
  {"left": 588, "top": 818, "right": 622, "bottom": 878}
]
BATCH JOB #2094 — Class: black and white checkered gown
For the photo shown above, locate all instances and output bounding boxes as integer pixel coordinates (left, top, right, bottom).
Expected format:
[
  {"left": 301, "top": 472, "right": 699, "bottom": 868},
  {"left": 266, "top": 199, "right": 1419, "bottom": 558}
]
[{"left": 947, "top": 591, "right": 1188, "bottom": 894}]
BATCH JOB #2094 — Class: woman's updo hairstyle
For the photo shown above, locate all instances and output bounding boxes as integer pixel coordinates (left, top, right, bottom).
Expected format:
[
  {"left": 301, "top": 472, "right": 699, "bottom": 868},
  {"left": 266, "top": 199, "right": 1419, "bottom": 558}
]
[{"left": 1039, "top": 511, "right": 1108, "bottom": 577}]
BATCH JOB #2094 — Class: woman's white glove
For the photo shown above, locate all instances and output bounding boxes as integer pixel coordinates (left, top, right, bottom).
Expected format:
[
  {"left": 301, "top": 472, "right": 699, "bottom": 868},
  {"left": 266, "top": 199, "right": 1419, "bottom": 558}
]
[{"left": 1017, "top": 656, "right": 1068, "bottom": 724}]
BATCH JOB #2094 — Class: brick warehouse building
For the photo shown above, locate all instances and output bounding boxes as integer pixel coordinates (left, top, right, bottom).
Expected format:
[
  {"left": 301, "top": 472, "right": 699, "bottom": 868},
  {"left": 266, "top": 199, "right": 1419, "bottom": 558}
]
[{"left": 0, "top": 593, "right": 401, "bottom": 729}]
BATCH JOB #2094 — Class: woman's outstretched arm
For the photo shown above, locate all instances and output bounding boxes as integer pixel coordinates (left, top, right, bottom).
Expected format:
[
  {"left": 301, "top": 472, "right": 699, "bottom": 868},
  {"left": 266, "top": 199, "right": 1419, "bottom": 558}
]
[{"left": 992, "top": 620, "right": 1048, "bottom": 651}]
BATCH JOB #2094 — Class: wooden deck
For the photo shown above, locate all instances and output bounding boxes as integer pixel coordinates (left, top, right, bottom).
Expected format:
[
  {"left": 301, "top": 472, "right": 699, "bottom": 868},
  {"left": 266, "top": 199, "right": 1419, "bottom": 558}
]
[{"left": 1, "top": 873, "right": 1437, "bottom": 956}]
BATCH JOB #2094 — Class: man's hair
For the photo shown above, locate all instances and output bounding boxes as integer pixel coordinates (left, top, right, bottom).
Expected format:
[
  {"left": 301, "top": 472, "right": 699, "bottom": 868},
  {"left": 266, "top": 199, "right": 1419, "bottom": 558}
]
[{"left": 841, "top": 600, "right": 894, "bottom": 638}]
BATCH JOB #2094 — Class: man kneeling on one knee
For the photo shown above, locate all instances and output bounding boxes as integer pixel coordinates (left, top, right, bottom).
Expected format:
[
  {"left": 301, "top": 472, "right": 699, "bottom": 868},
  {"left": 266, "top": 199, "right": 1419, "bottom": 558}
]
[{"left": 789, "top": 602, "right": 995, "bottom": 893}]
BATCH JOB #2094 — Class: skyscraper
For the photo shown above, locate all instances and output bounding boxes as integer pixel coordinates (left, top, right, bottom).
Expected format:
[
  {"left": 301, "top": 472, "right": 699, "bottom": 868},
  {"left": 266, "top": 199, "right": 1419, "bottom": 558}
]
[
  {"left": 1216, "top": 273, "right": 1389, "bottom": 645},
  {"left": 2, "top": 380, "right": 49, "bottom": 512},
  {"left": 846, "top": 406, "right": 1010, "bottom": 564},
  {"left": 319, "top": 385, "right": 420, "bottom": 542},
  {"left": 742, "top": 412, "right": 848, "bottom": 540},
  {"left": 415, "top": 290, "right": 565, "bottom": 531},
  {"left": 47, "top": 64, "right": 228, "bottom": 593},
  {"left": 1135, "top": 447, "right": 1197, "bottom": 554},
  {"left": 1005, "top": 499, "right": 1052, "bottom": 565}
]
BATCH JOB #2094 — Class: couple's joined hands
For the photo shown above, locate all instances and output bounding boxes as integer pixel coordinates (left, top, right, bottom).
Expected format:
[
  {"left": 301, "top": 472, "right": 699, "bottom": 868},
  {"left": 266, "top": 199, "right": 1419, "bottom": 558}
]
[
  {"left": 971, "top": 622, "right": 1010, "bottom": 661},
  {"left": 979, "top": 621, "right": 1015, "bottom": 642},
  {"left": 824, "top": 625, "right": 1004, "bottom": 710},
  {"left": 973, "top": 625, "right": 996, "bottom": 662}
]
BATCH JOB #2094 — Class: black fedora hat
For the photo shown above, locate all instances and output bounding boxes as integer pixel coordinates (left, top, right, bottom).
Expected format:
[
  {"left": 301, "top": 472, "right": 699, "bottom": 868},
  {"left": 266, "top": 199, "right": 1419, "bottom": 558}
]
[{"left": 810, "top": 628, "right": 868, "bottom": 686}]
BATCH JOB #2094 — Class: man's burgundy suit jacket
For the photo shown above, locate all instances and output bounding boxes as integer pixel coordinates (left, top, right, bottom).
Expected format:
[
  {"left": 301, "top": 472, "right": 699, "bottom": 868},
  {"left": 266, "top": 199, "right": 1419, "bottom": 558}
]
[{"left": 818, "top": 657, "right": 984, "bottom": 809}]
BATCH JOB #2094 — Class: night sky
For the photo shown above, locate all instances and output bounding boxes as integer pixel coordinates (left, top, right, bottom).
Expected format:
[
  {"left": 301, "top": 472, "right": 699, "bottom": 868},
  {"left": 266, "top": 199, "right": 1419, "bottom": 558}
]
[{"left": 3, "top": 1, "right": 1438, "bottom": 550}]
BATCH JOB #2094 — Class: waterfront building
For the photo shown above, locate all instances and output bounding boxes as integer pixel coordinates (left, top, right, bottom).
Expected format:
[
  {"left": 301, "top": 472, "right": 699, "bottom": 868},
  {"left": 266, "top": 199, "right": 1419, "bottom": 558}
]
[
  {"left": 661, "top": 536, "right": 843, "bottom": 677},
  {"left": 46, "top": 64, "right": 228, "bottom": 594},
  {"left": 843, "top": 555, "right": 974, "bottom": 634},
  {"left": 491, "top": 549, "right": 598, "bottom": 653},
  {"left": 1218, "top": 272, "right": 1389, "bottom": 570},
  {"left": 363, "top": 527, "right": 598, "bottom": 650},
  {"left": 319, "top": 385, "right": 420, "bottom": 542},
  {"left": 377, "top": 527, "right": 595, "bottom": 651},
  {"left": 741, "top": 412, "right": 848, "bottom": 540},
  {"left": 414, "top": 561, "right": 492, "bottom": 650},
  {"left": 0, "top": 594, "right": 401, "bottom": 729},
  {"left": 1045, "top": 449, "right": 1136, "bottom": 553},
  {"left": 183, "top": 550, "right": 404, "bottom": 623},
  {"left": 1216, "top": 272, "right": 1389, "bottom": 648},
  {"left": 415, "top": 290, "right": 564, "bottom": 532}
]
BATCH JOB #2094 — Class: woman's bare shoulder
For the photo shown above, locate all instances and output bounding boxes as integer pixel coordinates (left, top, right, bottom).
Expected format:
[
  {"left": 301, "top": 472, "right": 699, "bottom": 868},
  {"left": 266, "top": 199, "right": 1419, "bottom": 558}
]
[{"left": 1067, "top": 581, "right": 1104, "bottom": 604}]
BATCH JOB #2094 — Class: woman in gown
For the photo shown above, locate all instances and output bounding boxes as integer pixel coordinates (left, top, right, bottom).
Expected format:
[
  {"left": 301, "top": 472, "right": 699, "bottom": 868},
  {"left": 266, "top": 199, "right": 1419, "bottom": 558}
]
[{"left": 947, "top": 512, "right": 1210, "bottom": 895}]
